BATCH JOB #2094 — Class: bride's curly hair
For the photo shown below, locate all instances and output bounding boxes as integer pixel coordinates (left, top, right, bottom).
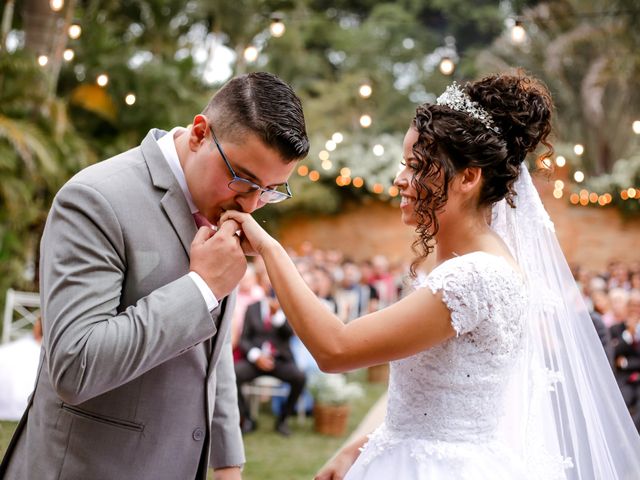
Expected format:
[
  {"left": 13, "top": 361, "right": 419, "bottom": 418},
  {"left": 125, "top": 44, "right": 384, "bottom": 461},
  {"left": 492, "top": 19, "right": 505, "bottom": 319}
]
[{"left": 409, "top": 71, "right": 554, "bottom": 276}]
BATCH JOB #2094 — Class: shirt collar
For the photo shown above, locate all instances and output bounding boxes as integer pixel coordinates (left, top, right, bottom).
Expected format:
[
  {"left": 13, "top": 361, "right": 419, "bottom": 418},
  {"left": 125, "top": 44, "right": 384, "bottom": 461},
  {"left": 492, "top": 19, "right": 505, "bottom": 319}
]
[{"left": 157, "top": 127, "right": 198, "bottom": 214}]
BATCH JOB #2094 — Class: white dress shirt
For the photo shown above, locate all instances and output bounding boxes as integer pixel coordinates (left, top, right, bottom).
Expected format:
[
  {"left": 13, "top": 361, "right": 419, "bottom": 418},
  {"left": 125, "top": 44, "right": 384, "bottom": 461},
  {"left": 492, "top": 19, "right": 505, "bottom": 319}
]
[{"left": 157, "top": 127, "right": 219, "bottom": 311}]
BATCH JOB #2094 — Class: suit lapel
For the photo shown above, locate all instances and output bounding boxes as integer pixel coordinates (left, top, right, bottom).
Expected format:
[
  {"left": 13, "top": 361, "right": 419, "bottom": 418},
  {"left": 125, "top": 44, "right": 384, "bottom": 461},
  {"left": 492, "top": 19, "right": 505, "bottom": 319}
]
[
  {"left": 207, "top": 292, "right": 236, "bottom": 376},
  {"left": 141, "top": 130, "right": 196, "bottom": 258}
]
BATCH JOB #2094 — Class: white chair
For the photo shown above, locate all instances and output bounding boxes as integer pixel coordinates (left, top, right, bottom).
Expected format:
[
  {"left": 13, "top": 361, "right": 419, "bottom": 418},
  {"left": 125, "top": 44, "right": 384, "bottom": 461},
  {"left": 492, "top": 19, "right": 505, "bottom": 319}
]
[
  {"left": 241, "top": 376, "right": 306, "bottom": 423},
  {"left": 2, "top": 289, "right": 40, "bottom": 344}
]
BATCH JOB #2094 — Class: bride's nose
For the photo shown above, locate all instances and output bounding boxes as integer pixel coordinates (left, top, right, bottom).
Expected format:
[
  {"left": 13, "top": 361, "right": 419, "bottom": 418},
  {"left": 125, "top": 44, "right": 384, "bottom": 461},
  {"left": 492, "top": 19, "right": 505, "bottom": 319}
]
[{"left": 394, "top": 170, "right": 408, "bottom": 189}]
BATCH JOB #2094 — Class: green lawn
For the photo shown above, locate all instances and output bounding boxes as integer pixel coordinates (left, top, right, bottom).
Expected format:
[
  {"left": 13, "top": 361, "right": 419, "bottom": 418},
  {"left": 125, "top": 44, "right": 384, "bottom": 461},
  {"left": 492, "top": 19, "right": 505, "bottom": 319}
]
[{"left": 0, "top": 370, "right": 386, "bottom": 480}]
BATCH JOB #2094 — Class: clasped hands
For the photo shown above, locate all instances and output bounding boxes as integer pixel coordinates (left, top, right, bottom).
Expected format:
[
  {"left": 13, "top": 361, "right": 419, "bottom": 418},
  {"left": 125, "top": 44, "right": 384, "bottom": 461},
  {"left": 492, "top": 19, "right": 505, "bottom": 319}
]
[{"left": 189, "top": 211, "right": 275, "bottom": 300}]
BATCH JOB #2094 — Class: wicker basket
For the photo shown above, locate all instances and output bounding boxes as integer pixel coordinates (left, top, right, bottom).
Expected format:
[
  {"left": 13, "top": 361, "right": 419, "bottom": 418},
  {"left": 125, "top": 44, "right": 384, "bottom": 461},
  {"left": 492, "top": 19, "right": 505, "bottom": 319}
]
[
  {"left": 367, "top": 363, "right": 390, "bottom": 383},
  {"left": 313, "top": 403, "right": 350, "bottom": 436}
]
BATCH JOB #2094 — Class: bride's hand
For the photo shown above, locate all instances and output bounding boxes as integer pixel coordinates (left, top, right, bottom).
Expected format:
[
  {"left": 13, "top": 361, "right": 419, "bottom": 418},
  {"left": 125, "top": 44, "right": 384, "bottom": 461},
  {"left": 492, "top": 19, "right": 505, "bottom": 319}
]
[{"left": 219, "top": 210, "right": 276, "bottom": 256}]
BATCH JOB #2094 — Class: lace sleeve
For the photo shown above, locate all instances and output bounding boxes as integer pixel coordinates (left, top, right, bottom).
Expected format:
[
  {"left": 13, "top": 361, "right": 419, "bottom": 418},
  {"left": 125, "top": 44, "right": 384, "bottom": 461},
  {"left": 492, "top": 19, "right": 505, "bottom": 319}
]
[{"left": 422, "top": 254, "right": 496, "bottom": 336}]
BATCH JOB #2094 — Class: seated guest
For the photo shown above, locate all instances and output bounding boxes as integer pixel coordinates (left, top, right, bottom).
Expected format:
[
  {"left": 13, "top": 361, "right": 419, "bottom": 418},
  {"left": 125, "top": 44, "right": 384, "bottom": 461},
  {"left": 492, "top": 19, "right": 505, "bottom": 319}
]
[
  {"left": 610, "top": 289, "right": 640, "bottom": 432},
  {"left": 235, "top": 290, "right": 306, "bottom": 436}
]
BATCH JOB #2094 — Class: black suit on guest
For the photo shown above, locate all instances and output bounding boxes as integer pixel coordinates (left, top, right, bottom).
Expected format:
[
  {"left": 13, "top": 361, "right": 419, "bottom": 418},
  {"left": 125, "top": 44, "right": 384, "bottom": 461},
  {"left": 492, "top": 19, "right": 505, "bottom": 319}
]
[
  {"left": 610, "top": 322, "right": 640, "bottom": 432},
  {"left": 234, "top": 300, "right": 306, "bottom": 424}
]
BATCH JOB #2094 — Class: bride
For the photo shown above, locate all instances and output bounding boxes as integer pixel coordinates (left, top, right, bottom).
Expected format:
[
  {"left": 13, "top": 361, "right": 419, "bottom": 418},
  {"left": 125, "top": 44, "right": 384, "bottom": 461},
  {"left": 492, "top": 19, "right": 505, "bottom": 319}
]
[{"left": 222, "top": 72, "right": 640, "bottom": 479}]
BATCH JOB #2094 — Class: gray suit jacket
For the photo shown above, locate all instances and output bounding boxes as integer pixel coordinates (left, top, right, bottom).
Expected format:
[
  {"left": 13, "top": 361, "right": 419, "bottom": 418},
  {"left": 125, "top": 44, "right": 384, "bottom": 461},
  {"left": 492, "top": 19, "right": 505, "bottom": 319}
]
[{"left": 1, "top": 130, "right": 245, "bottom": 479}]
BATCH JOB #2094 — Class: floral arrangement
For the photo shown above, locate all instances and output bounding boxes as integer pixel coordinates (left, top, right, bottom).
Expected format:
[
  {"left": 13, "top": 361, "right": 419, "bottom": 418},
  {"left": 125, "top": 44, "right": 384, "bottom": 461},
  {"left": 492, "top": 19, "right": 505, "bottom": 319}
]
[{"left": 309, "top": 373, "right": 364, "bottom": 406}]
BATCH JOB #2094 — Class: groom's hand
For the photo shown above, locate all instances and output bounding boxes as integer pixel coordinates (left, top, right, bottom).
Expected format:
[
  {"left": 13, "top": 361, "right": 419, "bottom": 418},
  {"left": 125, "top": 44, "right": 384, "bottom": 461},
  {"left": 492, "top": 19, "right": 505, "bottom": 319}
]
[{"left": 190, "top": 219, "right": 247, "bottom": 299}]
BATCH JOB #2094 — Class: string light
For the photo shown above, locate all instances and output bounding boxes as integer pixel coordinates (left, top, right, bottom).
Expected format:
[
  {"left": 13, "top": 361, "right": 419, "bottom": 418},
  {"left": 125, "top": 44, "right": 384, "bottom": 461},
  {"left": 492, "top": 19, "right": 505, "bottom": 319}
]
[
  {"left": 388, "top": 186, "right": 399, "bottom": 197},
  {"left": 125, "top": 93, "right": 136, "bottom": 105},
  {"left": 554, "top": 180, "right": 565, "bottom": 190},
  {"left": 373, "top": 183, "right": 384, "bottom": 194},
  {"left": 359, "top": 114, "right": 372, "bottom": 128},
  {"left": 63, "top": 49, "right": 74, "bottom": 61},
  {"left": 269, "top": 15, "right": 285, "bottom": 38},
  {"left": 340, "top": 167, "right": 351, "bottom": 177},
  {"left": 573, "top": 144, "right": 584, "bottom": 156},
  {"left": 353, "top": 177, "right": 364, "bottom": 188},
  {"left": 373, "top": 144, "right": 384, "bottom": 156},
  {"left": 68, "top": 24, "right": 82, "bottom": 39},
  {"left": 308, "top": 170, "right": 320, "bottom": 182},
  {"left": 318, "top": 150, "right": 330, "bottom": 161},
  {"left": 325, "top": 140, "right": 336, "bottom": 151},
  {"left": 633, "top": 120, "right": 640, "bottom": 135},
  {"left": 321, "top": 160, "right": 332, "bottom": 170},
  {"left": 573, "top": 171, "right": 584, "bottom": 183},
  {"left": 628, "top": 187, "right": 638, "bottom": 198},
  {"left": 342, "top": 176, "right": 352, "bottom": 186},
  {"left": 570, "top": 193, "right": 579, "bottom": 205},
  {"left": 37, "top": 55, "right": 48, "bottom": 66},
  {"left": 359, "top": 84, "right": 372, "bottom": 98},
  {"left": 511, "top": 20, "right": 526, "bottom": 44},
  {"left": 553, "top": 189, "right": 563, "bottom": 199},
  {"left": 49, "top": 0, "right": 64, "bottom": 11},
  {"left": 332, "top": 132, "right": 344, "bottom": 143},
  {"left": 438, "top": 57, "right": 455, "bottom": 76},
  {"left": 297, "top": 165, "right": 309, "bottom": 176},
  {"left": 96, "top": 74, "right": 109, "bottom": 87},
  {"left": 243, "top": 46, "right": 258, "bottom": 62},
  {"left": 555, "top": 155, "right": 566, "bottom": 167}
]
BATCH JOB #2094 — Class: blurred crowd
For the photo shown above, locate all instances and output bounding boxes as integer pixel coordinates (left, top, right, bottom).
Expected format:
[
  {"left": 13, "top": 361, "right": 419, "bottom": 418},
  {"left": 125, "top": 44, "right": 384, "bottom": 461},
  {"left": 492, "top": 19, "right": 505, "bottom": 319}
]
[
  {"left": 573, "top": 260, "right": 640, "bottom": 431},
  {"left": 2, "top": 245, "right": 639, "bottom": 438}
]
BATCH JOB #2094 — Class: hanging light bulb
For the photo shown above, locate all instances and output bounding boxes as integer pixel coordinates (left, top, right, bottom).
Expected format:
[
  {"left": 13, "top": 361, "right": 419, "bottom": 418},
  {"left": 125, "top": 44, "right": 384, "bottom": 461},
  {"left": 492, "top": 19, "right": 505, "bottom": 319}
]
[
  {"left": 68, "top": 24, "right": 82, "bottom": 39},
  {"left": 332, "top": 132, "right": 344, "bottom": 143},
  {"left": 438, "top": 57, "right": 455, "bottom": 76},
  {"left": 125, "top": 93, "right": 136, "bottom": 105},
  {"left": 555, "top": 155, "right": 566, "bottom": 167},
  {"left": 49, "top": 0, "right": 64, "bottom": 12},
  {"left": 359, "top": 83, "right": 372, "bottom": 98},
  {"left": 63, "top": 49, "right": 75, "bottom": 61},
  {"left": 573, "top": 144, "right": 584, "bottom": 156},
  {"left": 372, "top": 144, "right": 384, "bottom": 156},
  {"left": 511, "top": 20, "right": 526, "bottom": 44},
  {"left": 243, "top": 46, "right": 258, "bottom": 63},
  {"left": 359, "top": 114, "right": 372, "bottom": 128},
  {"left": 269, "top": 15, "right": 286, "bottom": 38},
  {"left": 573, "top": 171, "right": 584, "bottom": 183},
  {"left": 37, "top": 55, "right": 49, "bottom": 67},
  {"left": 96, "top": 74, "right": 109, "bottom": 87}
]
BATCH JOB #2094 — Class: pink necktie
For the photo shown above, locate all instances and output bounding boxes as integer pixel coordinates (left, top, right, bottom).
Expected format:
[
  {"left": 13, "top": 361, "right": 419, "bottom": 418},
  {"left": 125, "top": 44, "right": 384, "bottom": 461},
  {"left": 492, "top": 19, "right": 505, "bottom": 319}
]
[{"left": 193, "top": 212, "right": 213, "bottom": 229}]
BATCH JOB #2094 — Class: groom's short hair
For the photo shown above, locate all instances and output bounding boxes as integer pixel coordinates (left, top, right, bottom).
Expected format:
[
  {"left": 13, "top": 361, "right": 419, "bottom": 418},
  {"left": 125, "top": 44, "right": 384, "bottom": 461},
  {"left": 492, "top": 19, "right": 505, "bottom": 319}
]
[{"left": 202, "top": 72, "right": 309, "bottom": 162}]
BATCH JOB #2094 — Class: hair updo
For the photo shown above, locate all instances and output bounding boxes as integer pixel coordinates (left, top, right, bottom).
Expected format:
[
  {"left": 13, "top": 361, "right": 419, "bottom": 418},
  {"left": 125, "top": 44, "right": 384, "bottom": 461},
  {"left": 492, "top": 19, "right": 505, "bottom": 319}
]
[{"left": 409, "top": 71, "right": 553, "bottom": 275}]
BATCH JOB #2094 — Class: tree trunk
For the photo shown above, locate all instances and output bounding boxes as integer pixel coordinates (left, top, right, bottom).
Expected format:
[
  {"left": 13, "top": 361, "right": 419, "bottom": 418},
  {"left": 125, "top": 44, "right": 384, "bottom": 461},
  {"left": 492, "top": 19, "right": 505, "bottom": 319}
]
[{"left": 22, "top": 0, "right": 75, "bottom": 96}]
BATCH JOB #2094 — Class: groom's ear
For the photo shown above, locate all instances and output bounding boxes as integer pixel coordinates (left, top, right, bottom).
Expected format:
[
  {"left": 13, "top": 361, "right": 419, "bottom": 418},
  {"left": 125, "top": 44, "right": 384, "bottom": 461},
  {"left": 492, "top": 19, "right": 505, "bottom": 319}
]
[
  {"left": 457, "top": 167, "right": 482, "bottom": 193},
  {"left": 188, "top": 115, "right": 209, "bottom": 150}
]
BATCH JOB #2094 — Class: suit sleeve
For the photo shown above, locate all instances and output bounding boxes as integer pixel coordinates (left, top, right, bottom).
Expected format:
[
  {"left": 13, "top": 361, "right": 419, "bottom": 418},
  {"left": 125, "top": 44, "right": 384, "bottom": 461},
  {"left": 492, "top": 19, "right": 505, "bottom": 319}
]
[
  {"left": 41, "top": 181, "right": 217, "bottom": 405},
  {"left": 209, "top": 332, "right": 245, "bottom": 468}
]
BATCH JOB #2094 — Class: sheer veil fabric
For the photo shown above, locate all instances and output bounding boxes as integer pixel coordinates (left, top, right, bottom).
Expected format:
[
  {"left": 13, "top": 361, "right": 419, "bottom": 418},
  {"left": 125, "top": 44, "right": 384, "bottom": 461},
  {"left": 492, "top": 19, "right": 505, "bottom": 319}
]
[{"left": 492, "top": 164, "right": 640, "bottom": 479}]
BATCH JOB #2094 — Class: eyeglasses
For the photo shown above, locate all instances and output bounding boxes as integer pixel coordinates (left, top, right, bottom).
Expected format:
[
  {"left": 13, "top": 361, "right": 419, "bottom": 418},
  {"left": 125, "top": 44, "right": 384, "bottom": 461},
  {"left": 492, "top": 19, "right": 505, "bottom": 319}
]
[{"left": 209, "top": 125, "right": 292, "bottom": 204}]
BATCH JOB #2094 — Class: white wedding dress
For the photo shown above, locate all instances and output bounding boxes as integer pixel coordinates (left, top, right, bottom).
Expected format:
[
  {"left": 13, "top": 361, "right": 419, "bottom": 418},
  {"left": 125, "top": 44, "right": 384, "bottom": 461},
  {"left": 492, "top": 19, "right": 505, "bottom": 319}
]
[{"left": 345, "top": 251, "right": 540, "bottom": 480}]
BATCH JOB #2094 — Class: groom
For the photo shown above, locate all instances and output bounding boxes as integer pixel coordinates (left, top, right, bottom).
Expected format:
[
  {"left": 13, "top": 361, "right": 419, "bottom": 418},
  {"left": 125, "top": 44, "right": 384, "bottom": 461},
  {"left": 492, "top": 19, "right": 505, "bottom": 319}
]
[{"left": 0, "top": 72, "right": 309, "bottom": 479}]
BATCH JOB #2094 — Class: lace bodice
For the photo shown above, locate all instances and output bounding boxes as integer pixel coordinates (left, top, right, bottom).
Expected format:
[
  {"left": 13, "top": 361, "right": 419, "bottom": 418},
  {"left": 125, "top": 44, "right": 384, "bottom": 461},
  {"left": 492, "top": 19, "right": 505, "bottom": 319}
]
[{"left": 383, "top": 252, "right": 527, "bottom": 443}]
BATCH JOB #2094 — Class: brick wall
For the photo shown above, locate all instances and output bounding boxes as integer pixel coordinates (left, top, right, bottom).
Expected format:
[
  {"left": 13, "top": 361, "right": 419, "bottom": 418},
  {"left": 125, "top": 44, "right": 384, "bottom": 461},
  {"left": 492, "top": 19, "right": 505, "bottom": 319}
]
[{"left": 278, "top": 175, "right": 640, "bottom": 271}]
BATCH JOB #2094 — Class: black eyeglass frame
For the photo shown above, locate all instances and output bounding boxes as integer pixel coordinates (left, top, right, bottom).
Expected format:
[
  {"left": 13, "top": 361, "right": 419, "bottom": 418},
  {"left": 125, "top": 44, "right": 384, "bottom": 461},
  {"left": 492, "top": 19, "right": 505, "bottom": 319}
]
[{"left": 209, "top": 125, "right": 292, "bottom": 204}]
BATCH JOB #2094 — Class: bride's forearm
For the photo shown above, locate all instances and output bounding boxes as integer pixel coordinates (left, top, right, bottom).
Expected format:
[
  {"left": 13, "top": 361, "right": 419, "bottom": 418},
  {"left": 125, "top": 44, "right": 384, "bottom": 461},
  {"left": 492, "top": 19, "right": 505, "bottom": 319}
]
[{"left": 261, "top": 241, "right": 347, "bottom": 371}]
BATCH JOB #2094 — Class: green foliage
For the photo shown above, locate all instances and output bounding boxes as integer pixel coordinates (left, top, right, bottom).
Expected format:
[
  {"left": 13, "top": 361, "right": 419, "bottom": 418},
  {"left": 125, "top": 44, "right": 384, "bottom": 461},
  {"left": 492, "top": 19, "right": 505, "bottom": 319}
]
[{"left": 0, "top": 51, "right": 94, "bottom": 310}]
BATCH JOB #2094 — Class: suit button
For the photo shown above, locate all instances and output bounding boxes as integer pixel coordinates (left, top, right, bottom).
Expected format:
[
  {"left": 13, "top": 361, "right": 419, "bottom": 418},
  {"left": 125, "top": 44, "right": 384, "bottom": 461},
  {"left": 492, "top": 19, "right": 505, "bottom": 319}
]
[{"left": 193, "top": 428, "right": 205, "bottom": 441}]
